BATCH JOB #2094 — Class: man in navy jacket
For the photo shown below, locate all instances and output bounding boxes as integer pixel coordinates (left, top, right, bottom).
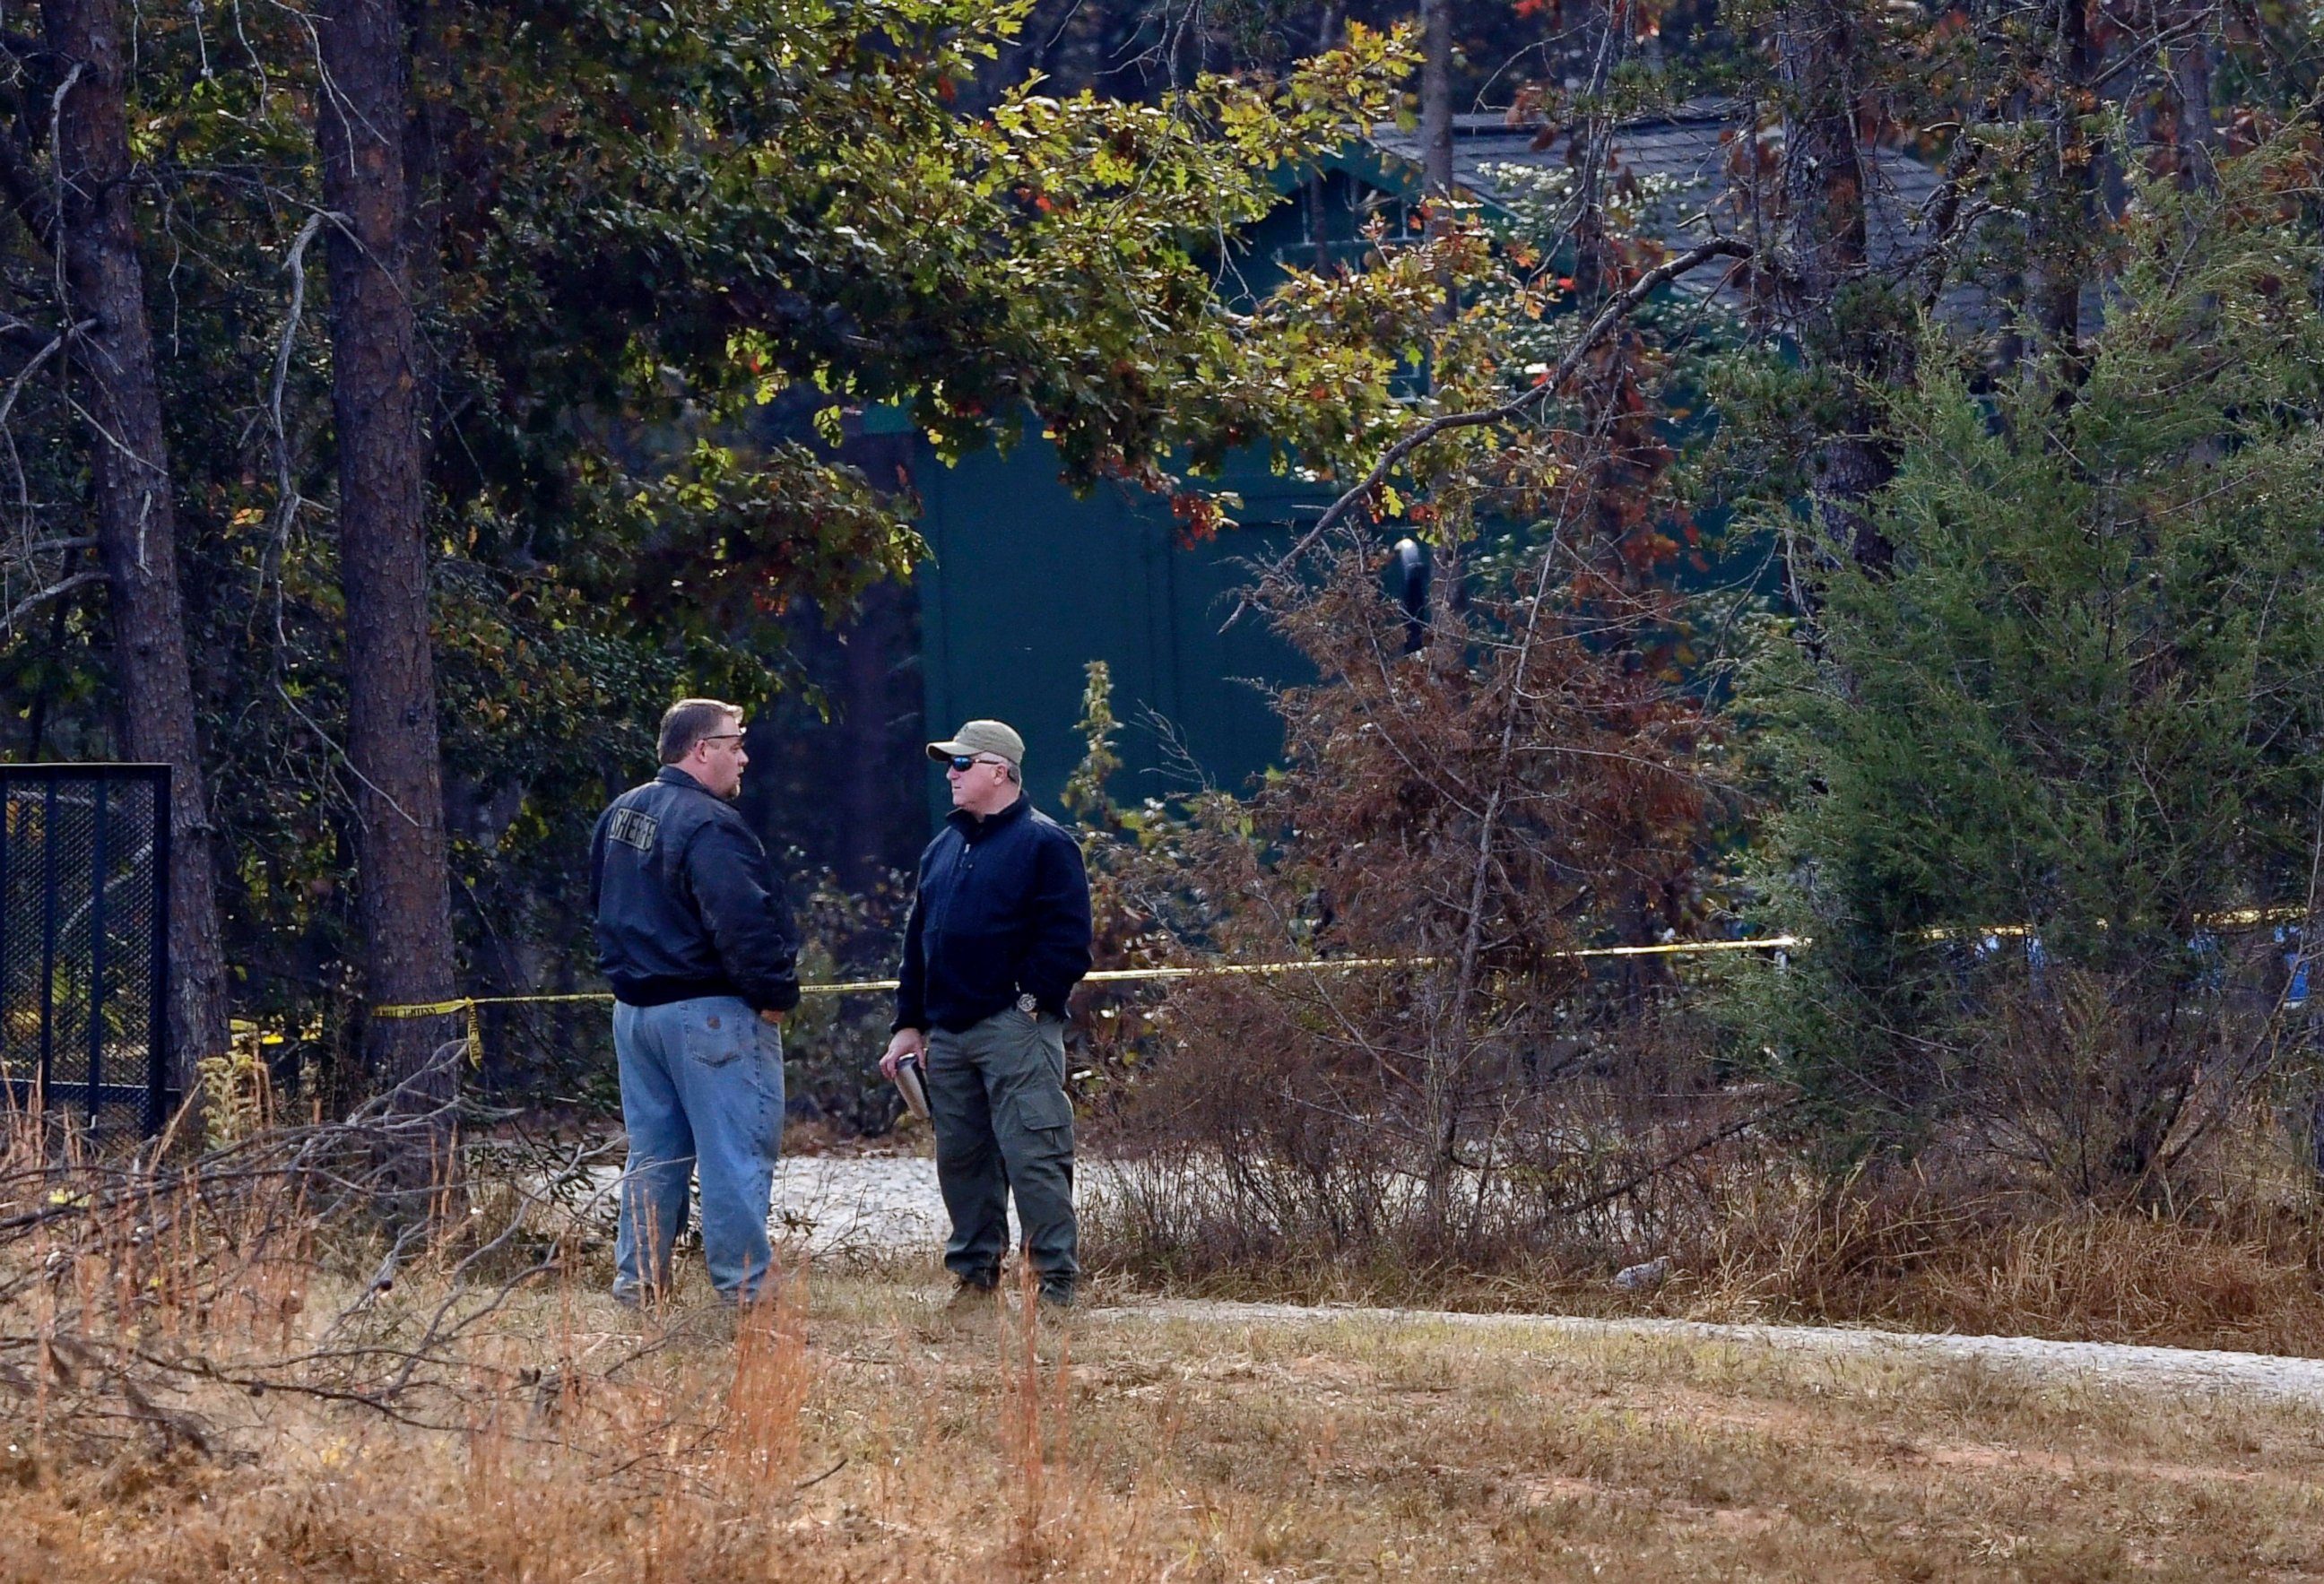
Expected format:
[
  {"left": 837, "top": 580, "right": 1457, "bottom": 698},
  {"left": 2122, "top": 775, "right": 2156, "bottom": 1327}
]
[
  {"left": 592, "top": 697, "right": 800, "bottom": 1305},
  {"left": 882, "top": 719, "right": 1093, "bottom": 1307}
]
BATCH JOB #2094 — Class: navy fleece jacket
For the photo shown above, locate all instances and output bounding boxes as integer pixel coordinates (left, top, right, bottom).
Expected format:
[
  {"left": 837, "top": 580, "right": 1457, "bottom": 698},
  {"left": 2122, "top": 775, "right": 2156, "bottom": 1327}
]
[{"left": 893, "top": 796, "right": 1093, "bottom": 1034}]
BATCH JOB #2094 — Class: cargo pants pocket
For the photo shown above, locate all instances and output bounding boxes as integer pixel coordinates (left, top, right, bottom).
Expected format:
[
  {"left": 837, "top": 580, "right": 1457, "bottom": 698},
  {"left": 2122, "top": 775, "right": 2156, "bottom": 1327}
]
[
  {"left": 1010, "top": 1078, "right": 1074, "bottom": 1134},
  {"left": 1002, "top": 1014, "right": 1074, "bottom": 1135}
]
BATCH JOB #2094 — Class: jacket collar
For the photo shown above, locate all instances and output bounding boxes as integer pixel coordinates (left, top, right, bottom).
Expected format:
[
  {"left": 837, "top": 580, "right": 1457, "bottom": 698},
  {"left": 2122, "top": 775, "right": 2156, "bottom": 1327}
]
[
  {"left": 655, "top": 766, "right": 713, "bottom": 796},
  {"left": 948, "top": 792, "right": 1030, "bottom": 841}
]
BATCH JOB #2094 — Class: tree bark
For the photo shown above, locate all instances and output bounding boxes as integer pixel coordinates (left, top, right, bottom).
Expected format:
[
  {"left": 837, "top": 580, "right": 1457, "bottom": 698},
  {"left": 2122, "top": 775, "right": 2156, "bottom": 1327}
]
[
  {"left": 1776, "top": 0, "right": 1894, "bottom": 571},
  {"left": 1419, "top": 0, "right": 1454, "bottom": 202},
  {"left": 315, "top": 0, "right": 459, "bottom": 1104},
  {"left": 2161, "top": 1, "right": 2218, "bottom": 192},
  {"left": 39, "top": 0, "right": 233, "bottom": 1102},
  {"left": 2030, "top": 0, "right": 2099, "bottom": 354},
  {"left": 1419, "top": 0, "right": 1455, "bottom": 317}
]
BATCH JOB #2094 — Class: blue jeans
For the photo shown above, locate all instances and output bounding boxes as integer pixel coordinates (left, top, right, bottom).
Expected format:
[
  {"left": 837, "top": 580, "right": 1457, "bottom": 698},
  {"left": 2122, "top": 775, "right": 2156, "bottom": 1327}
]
[{"left": 611, "top": 996, "right": 785, "bottom": 1303}]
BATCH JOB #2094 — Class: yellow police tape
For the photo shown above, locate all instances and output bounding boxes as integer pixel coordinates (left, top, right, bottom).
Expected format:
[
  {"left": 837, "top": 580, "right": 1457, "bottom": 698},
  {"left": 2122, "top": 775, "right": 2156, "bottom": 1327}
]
[
  {"left": 1914, "top": 903, "right": 2305, "bottom": 942},
  {"left": 368, "top": 934, "right": 1812, "bottom": 1069},
  {"left": 370, "top": 897, "right": 2322, "bottom": 1057}
]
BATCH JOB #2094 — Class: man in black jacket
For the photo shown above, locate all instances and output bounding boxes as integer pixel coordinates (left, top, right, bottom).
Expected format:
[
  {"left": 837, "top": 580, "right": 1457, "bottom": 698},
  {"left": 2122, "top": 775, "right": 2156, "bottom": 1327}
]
[
  {"left": 881, "top": 719, "right": 1093, "bottom": 1307},
  {"left": 591, "top": 698, "right": 801, "bottom": 1304}
]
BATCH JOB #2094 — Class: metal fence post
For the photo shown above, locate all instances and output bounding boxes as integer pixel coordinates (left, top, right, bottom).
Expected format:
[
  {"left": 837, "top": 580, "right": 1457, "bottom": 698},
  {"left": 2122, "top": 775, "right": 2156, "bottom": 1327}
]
[
  {"left": 87, "top": 776, "right": 108, "bottom": 1118},
  {"left": 38, "top": 777, "right": 57, "bottom": 1107},
  {"left": 147, "top": 766, "right": 170, "bottom": 1136}
]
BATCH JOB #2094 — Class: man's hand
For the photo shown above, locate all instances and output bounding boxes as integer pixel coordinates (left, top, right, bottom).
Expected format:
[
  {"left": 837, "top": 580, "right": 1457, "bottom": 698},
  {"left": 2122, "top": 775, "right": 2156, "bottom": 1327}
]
[
  {"left": 880, "top": 1027, "right": 927, "bottom": 1080},
  {"left": 760, "top": 1008, "right": 787, "bottom": 1027}
]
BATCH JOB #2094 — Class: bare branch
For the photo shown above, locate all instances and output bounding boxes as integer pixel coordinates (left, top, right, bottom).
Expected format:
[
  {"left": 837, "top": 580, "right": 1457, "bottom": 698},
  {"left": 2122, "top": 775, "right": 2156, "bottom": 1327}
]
[
  {"left": 0, "top": 313, "right": 100, "bottom": 548},
  {"left": 0, "top": 126, "right": 53, "bottom": 243},
  {"left": 46, "top": 60, "right": 87, "bottom": 307},
  {"left": 262, "top": 209, "right": 335, "bottom": 565},
  {"left": 1556, "top": 1098, "right": 1801, "bottom": 1218},
  {"left": 0, "top": 316, "right": 90, "bottom": 428},
  {"left": 11, "top": 533, "right": 95, "bottom": 557},
  {"left": 1, "top": 565, "right": 100, "bottom": 633},
  {"left": 1225, "top": 235, "right": 1754, "bottom": 628}
]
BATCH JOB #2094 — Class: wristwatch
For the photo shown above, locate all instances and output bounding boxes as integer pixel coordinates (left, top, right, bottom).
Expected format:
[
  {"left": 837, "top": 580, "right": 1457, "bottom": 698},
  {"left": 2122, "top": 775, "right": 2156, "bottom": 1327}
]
[{"left": 1015, "top": 991, "right": 1040, "bottom": 1017}]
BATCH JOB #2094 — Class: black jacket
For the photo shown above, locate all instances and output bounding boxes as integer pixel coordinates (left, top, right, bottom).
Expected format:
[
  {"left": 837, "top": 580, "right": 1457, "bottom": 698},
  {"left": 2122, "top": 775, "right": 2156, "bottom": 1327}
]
[
  {"left": 894, "top": 797, "right": 1093, "bottom": 1034},
  {"left": 589, "top": 767, "right": 801, "bottom": 1013}
]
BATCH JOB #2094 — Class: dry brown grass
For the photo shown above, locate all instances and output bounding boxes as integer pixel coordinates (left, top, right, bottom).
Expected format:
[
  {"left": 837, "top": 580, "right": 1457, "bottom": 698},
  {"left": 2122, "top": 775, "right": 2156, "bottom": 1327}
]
[
  {"left": 4, "top": 1242, "right": 2322, "bottom": 1582},
  {"left": 3, "top": 1086, "right": 2320, "bottom": 1581},
  {"left": 1085, "top": 1131, "right": 2324, "bottom": 1356},
  {"left": 1617, "top": 1147, "right": 2324, "bottom": 1353},
  {"left": 1692, "top": 1193, "right": 2324, "bottom": 1351}
]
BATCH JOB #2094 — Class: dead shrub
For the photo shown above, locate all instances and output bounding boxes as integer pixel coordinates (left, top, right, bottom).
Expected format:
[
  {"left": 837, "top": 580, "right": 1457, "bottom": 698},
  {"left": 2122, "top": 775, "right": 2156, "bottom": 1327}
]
[
  {"left": 1074, "top": 499, "right": 1749, "bottom": 1281},
  {"left": 1089, "top": 1057, "right": 2324, "bottom": 1350},
  {"left": 1958, "top": 959, "right": 2309, "bottom": 1205},
  {"left": 1069, "top": 548, "right": 2324, "bottom": 1344}
]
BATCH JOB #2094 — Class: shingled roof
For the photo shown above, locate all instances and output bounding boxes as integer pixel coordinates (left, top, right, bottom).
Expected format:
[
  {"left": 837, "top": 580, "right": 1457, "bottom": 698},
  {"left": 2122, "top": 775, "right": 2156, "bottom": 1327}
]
[{"left": 1360, "top": 103, "right": 1964, "bottom": 308}]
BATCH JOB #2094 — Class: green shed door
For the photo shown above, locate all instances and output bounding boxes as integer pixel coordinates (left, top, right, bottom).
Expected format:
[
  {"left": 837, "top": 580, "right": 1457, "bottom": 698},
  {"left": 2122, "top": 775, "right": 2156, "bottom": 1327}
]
[{"left": 915, "top": 437, "right": 1311, "bottom": 827}]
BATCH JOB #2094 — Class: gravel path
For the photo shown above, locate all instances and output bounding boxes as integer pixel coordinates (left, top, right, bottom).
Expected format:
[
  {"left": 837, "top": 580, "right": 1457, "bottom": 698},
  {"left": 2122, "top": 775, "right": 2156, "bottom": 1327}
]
[
  {"left": 768, "top": 1152, "right": 953, "bottom": 1254},
  {"left": 646, "top": 1150, "right": 2324, "bottom": 1407},
  {"left": 1090, "top": 1299, "right": 2324, "bottom": 1407}
]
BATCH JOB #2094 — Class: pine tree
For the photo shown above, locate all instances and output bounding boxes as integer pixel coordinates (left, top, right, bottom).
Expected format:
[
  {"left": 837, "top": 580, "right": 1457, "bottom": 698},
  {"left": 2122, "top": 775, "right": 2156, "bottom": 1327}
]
[{"left": 1732, "top": 145, "right": 2324, "bottom": 1195}]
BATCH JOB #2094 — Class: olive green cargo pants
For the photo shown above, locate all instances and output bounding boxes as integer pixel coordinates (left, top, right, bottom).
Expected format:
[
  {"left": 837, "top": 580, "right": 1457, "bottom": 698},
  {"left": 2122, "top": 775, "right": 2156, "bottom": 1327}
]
[{"left": 925, "top": 1008, "right": 1077, "bottom": 1302}]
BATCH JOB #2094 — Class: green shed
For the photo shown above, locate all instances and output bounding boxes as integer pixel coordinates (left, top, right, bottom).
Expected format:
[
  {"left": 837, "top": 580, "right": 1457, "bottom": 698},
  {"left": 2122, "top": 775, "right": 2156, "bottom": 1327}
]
[
  {"left": 910, "top": 433, "right": 1316, "bottom": 823},
  {"left": 903, "top": 105, "right": 1936, "bottom": 831}
]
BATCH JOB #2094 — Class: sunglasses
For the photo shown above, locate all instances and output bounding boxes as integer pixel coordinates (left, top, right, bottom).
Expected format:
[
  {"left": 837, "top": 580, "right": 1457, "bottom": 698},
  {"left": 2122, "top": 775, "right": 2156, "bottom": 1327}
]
[{"left": 948, "top": 755, "right": 1008, "bottom": 773}]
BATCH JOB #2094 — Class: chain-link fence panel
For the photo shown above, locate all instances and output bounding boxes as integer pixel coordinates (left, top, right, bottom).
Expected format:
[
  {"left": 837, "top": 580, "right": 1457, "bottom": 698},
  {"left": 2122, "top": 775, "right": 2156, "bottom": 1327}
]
[{"left": 0, "top": 766, "right": 170, "bottom": 1133}]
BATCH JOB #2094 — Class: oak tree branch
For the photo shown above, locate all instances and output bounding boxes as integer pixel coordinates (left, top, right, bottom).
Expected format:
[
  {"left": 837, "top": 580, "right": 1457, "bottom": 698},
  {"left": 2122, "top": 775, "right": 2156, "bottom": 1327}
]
[{"left": 1227, "top": 235, "right": 1754, "bottom": 628}]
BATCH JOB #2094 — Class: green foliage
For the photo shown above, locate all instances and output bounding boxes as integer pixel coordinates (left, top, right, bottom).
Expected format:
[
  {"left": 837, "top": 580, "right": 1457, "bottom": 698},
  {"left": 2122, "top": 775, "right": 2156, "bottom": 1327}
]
[
  {"left": 775, "top": 872, "right": 918, "bottom": 1135},
  {"left": 1061, "top": 661, "right": 1123, "bottom": 828},
  {"left": 0, "top": 0, "right": 1433, "bottom": 1091},
  {"left": 456, "top": 1, "right": 1417, "bottom": 494},
  {"left": 1728, "top": 148, "right": 2324, "bottom": 1185}
]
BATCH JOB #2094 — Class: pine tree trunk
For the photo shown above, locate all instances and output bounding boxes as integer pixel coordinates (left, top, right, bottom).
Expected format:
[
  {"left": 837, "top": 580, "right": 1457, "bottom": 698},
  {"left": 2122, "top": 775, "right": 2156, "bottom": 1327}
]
[
  {"left": 2030, "top": 0, "right": 2098, "bottom": 354},
  {"left": 2163, "top": 2, "right": 2218, "bottom": 191},
  {"left": 40, "top": 0, "right": 232, "bottom": 1104},
  {"left": 1776, "top": 0, "right": 1894, "bottom": 571},
  {"left": 315, "top": 0, "right": 459, "bottom": 1106}
]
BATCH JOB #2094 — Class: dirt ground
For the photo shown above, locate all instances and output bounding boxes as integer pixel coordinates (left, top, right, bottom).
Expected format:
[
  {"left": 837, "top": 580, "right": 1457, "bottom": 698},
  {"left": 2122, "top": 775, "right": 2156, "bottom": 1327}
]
[{"left": 5, "top": 1260, "right": 2322, "bottom": 1581}]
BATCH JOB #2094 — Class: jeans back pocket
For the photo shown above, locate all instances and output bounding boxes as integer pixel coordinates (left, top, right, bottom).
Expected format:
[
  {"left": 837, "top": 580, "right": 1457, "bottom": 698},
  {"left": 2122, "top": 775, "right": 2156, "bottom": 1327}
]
[{"left": 681, "top": 1003, "right": 751, "bottom": 1068}]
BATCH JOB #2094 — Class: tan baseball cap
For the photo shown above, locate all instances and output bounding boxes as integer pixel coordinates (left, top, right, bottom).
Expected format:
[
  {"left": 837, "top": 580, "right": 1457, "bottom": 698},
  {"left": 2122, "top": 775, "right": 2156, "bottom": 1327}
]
[{"left": 927, "top": 719, "right": 1025, "bottom": 766}]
